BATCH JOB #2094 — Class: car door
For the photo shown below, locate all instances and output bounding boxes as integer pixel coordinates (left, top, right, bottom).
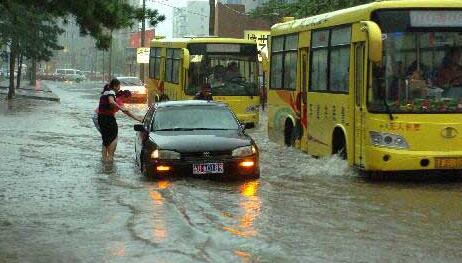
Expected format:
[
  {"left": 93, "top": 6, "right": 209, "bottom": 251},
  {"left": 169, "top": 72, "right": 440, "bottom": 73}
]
[{"left": 135, "top": 106, "right": 154, "bottom": 164}]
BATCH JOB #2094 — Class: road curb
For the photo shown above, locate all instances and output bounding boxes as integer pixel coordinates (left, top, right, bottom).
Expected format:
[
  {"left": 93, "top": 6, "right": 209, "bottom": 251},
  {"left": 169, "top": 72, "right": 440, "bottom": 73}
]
[{"left": 0, "top": 83, "right": 60, "bottom": 102}]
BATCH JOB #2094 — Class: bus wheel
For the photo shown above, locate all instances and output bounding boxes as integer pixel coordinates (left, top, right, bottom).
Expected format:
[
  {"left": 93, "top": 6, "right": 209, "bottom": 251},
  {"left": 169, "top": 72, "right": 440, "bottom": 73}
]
[
  {"left": 284, "top": 119, "right": 295, "bottom": 147},
  {"left": 159, "top": 94, "right": 169, "bottom": 101},
  {"left": 332, "top": 128, "right": 347, "bottom": 160}
]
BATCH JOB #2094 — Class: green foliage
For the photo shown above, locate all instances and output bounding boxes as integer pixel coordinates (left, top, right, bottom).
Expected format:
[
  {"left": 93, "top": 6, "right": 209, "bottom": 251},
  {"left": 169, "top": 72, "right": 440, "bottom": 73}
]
[
  {"left": 250, "top": 0, "right": 376, "bottom": 23},
  {"left": 1, "top": 0, "right": 166, "bottom": 50}
]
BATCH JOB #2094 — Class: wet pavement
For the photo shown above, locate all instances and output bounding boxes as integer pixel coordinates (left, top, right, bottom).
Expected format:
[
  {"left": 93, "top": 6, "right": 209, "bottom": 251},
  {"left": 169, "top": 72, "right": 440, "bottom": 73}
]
[{"left": 1, "top": 81, "right": 462, "bottom": 262}]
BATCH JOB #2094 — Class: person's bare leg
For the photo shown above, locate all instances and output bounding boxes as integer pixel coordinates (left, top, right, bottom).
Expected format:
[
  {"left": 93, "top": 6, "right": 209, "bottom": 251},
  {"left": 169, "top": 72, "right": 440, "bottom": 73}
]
[
  {"left": 102, "top": 145, "right": 109, "bottom": 161},
  {"left": 107, "top": 137, "right": 118, "bottom": 162}
]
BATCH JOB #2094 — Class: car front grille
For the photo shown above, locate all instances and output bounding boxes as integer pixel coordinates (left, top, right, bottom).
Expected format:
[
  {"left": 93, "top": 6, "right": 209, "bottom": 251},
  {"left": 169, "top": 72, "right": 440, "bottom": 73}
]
[{"left": 181, "top": 151, "right": 232, "bottom": 161}]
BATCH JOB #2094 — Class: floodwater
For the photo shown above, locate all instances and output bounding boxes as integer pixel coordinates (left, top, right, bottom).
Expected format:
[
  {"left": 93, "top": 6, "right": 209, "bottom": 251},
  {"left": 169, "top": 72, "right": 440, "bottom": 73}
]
[{"left": 0, "top": 81, "right": 461, "bottom": 262}]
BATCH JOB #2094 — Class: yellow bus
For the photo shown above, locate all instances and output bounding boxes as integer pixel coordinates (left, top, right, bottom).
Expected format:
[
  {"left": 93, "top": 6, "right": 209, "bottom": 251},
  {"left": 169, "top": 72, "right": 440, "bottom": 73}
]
[
  {"left": 146, "top": 37, "right": 260, "bottom": 127},
  {"left": 268, "top": 0, "right": 462, "bottom": 172}
]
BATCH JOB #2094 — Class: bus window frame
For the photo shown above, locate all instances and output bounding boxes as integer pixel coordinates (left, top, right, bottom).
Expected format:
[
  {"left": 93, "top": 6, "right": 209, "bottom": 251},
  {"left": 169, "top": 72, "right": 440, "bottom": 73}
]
[
  {"left": 270, "top": 33, "right": 299, "bottom": 91},
  {"left": 309, "top": 25, "right": 352, "bottom": 94},
  {"left": 165, "top": 48, "right": 181, "bottom": 84},
  {"left": 149, "top": 47, "right": 162, "bottom": 79}
]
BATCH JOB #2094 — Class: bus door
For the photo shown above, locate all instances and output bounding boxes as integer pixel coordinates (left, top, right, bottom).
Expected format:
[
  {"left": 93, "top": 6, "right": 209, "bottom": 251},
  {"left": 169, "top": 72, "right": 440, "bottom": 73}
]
[
  {"left": 354, "top": 42, "right": 366, "bottom": 167},
  {"left": 298, "top": 48, "right": 309, "bottom": 151}
]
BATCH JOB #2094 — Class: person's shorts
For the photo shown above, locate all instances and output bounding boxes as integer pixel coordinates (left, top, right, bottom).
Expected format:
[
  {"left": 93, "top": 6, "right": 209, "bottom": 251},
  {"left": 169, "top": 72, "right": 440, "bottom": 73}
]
[{"left": 98, "top": 114, "right": 118, "bottom": 146}]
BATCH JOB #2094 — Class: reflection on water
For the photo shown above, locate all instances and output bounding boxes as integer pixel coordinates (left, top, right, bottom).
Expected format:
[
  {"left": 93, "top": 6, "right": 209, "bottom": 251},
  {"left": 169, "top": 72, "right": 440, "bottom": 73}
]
[
  {"left": 222, "top": 180, "right": 262, "bottom": 238},
  {"left": 148, "top": 180, "right": 171, "bottom": 242},
  {"left": 234, "top": 250, "right": 251, "bottom": 263},
  {"left": 108, "top": 241, "right": 126, "bottom": 257}
]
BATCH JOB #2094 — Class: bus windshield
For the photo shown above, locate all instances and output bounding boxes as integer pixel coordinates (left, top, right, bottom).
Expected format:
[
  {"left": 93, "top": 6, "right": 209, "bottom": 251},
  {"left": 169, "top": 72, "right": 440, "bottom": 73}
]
[
  {"left": 186, "top": 45, "right": 259, "bottom": 97},
  {"left": 370, "top": 10, "right": 462, "bottom": 113}
]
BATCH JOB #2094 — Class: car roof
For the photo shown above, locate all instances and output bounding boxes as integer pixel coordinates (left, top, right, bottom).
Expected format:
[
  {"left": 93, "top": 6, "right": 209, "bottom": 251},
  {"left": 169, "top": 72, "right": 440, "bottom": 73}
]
[{"left": 155, "top": 100, "right": 227, "bottom": 108}]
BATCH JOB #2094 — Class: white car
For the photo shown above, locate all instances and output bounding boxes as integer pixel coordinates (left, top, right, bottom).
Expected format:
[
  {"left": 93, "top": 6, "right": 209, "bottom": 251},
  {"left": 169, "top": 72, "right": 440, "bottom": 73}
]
[
  {"left": 55, "top": 69, "right": 86, "bottom": 82},
  {"left": 116, "top": 76, "right": 147, "bottom": 103}
]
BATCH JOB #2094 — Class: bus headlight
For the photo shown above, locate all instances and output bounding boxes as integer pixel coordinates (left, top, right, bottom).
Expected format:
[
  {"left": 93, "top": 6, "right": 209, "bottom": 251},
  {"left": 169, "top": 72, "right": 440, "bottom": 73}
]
[
  {"left": 232, "top": 146, "right": 257, "bottom": 157},
  {"left": 151, "top": 150, "right": 181, "bottom": 160},
  {"left": 369, "top": 131, "right": 409, "bottom": 149}
]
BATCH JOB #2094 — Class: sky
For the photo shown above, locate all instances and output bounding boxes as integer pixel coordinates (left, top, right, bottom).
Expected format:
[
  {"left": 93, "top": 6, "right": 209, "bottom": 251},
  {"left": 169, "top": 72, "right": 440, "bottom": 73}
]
[{"left": 143, "top": 0, "right": 209, "bottom": 38}]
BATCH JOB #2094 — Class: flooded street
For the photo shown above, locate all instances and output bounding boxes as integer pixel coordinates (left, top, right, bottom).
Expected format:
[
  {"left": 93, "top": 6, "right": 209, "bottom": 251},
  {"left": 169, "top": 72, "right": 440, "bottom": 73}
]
[{"left": 1, "top": 81, "right": 462, "bottom": 262}]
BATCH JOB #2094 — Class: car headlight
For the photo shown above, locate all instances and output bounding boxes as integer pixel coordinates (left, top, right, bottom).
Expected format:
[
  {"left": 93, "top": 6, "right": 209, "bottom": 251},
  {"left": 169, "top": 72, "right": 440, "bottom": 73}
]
[
  {"left": 232, "top": 145, "right": 257, "bottom": 157},
  {"left": 137, "top": 87, "right": 146, "bottom": 94},
  {"left": 369, "top": 131, "right": 409, "bottom": 149},
  {"left": 151, "top": 149, "right": 181, "bottom": 160}
]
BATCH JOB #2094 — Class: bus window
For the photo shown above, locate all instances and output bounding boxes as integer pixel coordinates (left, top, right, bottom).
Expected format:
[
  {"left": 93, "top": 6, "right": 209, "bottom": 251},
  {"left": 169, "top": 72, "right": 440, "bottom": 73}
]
[
  {"left": 270, "top": 34, "right": 298, "bottom": 90},
  {"left": 370, "top": 9, "right": 462, "bottom": 113},
  {"left": 310, "top": 27, "right": 351, "bottom": 92},
  {"left": 149, "top": 47, "right": 161, "bottom": 79},
  {"left": 186, "top": 45, "right": 259, "bottom": 96},
  {"left": 165, "top": 49, "right": 181, "bottom": 84}
]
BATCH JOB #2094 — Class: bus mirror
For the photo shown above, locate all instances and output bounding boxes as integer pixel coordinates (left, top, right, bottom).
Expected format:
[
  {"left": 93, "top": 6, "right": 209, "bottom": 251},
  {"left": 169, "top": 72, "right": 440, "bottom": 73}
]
[
  {"left": 360, "top": 21, "right": 383, "bottom": 63},
  {"left": 183, "top": 48, "right": 190, "bottom": 69}
]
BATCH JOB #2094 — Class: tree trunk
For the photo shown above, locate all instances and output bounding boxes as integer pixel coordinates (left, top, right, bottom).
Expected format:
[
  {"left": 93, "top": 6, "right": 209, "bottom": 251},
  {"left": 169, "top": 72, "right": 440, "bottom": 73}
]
[
  {"left": 30, "top": 57, "right": 37, "bottom": 86},
  {"left": 209, "top": 0, "right": 215, "bottom": 36},
  {"left": 7, "top": 46, "right": 16, "bottom": 100},
  {"left": 16, "top": 53, "right": 23, "bottom": 89},
  {"left": 109, "top": 30, "right": 113, "bottom": 80}
]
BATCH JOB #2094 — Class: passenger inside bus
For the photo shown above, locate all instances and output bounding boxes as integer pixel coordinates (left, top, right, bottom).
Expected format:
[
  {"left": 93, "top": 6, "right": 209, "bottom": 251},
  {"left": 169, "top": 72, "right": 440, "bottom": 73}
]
[
  {"left": 406, "top": 61, "right": 429, "bottom": 98},
  {"left": 435, "top": 47, "right": 462, "bottom": 87},
  {"left": 224, "top": 62, "right": 242, "bottom": 81}
]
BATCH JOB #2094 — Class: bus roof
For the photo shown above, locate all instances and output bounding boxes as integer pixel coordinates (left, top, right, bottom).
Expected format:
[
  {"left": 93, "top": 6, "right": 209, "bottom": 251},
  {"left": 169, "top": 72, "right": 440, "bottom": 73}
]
[
  {"left": 271, "top": 0, "right": 462, "bottom": 36},
  {"left": 150, "top": 37, "right": 257, "bottom": 48}
]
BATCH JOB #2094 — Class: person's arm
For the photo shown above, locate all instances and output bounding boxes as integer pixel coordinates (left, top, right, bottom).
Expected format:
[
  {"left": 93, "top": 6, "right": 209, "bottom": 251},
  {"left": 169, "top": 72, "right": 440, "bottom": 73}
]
[
  {"left": 108, "top": 96, "right": 143, "bottom": 122},
  {"left": 120, "top": 107, "right": 143, "bottom": 122}
]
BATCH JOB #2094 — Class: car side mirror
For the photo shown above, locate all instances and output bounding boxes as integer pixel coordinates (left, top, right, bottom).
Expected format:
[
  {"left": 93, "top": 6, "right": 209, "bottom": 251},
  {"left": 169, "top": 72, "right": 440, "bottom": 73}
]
[
  {"left": 134, "top": 124, "right": 145, "bottom": 132},
  {"left": 239, "top": 124, "right": 246, "bottom": 132}
]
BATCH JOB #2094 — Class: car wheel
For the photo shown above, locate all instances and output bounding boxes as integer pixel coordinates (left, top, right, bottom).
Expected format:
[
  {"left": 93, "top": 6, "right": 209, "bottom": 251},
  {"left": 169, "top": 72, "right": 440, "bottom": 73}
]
[
  {"left": 140, "top": 157, "right": 153, "bottom": 177},
  {"left": 251, "top": 172, "right": 260, "bottom": 179}
]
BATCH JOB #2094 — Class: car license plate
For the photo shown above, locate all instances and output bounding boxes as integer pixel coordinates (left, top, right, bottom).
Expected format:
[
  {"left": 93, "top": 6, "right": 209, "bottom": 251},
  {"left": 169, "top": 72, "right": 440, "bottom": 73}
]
[
  {"left": 435, "top": 157, "right": 462, "bottom": 169},
  {"left": 193, "top": 163, "right": 224, "bottom": 175}
]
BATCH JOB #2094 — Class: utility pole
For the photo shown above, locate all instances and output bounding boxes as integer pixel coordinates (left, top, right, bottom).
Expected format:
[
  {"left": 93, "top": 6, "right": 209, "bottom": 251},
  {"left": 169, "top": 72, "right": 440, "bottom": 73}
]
[
  {"left": 140, "top": 0, "right": 146, "bottom": 82},
  {"left": 209, "top": 0, "right": 215, "bottom": 36},
  {"left": 109, "top": 30, "right": 113, "bottom": 79}
]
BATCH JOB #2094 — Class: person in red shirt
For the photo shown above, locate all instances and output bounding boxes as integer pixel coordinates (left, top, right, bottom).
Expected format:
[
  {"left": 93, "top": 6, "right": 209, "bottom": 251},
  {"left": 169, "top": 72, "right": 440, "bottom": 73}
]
[
  {"left": 436, "top": 47, "right": 462, "bottom": 87},
  {"left": 97, "top": 79, "right": 143, "bottom": 162}
]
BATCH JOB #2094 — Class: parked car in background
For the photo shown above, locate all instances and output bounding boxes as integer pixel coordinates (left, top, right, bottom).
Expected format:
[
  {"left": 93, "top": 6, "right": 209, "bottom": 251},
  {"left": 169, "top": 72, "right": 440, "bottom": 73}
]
[
  {"left": 116, "top": 76, "right": 147, "bottom": 103},
  {"left": 55, "top": 68, "right": 86, "bottom": 82},
  {"left": 134, "top": 100, "right": 260, "bottom": 180}
]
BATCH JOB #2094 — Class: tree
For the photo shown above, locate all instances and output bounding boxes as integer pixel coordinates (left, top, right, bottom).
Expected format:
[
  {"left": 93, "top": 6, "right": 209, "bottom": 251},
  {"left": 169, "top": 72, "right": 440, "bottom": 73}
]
[
  {"left": 0, "top": 0, "right": 165, "bottom": 99},
  {"left": 0, "top": 1, "right": 64, "bottom": 98},
  {"left": 250, "top": 0, "right": 375, "bottom": 23}
]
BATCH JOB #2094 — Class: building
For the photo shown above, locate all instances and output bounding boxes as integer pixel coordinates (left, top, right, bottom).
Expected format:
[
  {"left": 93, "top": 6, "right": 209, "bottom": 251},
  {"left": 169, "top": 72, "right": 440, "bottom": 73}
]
[
  {"left": 172, "top": 1, "right": 209, "bottom": 38},
  {"left": 173, "top": 8, "right": 188, "bottom": 38},
  {"left": 214, "top": 2, "right": 271, "bottom": 38},
  {"left": 49, "top": 0, "right": 142, "bottom": 77},
  {"left": 219, "top": 0, "right": 268, "bottom": 11},
  {"left": 48, "top": 19, "right": 96, "bottom": 73}
]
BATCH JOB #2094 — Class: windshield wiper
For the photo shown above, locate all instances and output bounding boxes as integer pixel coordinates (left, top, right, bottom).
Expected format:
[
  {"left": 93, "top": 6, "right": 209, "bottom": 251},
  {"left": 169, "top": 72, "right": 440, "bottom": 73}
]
[
  {"left": 154, "top": 128, "right": 195, "bottom": 131},
  {"left": 154, "top": 128, "right": 235, "bottom": 131},
  {"left": 189, "top": 128, "right": 235, "bottom": 130},
  {"left": 383, "top": 97, "right": 394, "bottom": 120}
]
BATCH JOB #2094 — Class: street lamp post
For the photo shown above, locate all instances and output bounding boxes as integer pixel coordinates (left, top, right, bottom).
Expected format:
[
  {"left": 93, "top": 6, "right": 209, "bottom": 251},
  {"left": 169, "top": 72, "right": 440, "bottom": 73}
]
[{"left": 140, "top": 0, "right": 146, "bottom": 82}]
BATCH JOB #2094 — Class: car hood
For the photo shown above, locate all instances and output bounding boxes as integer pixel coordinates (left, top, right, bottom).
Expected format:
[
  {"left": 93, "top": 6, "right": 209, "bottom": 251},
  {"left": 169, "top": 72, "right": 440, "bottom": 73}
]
[
  {"left": 149, "top": 130, "right": 252, "bottom": 153},
  {"left": 121, "top": 85, "right": 145, "bottom": 91}
]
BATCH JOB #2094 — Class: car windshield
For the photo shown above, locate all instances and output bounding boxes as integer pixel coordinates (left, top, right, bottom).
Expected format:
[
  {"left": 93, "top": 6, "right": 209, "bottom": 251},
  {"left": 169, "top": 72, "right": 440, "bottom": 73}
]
[
  {"left": 118, "top": 78, "right": 143, "bottom": 86},
  {"left": 152, "top": 105, "right": 239, "bottom": 131},
  {"left": 186, "top": 54, "right": 259, "bottom": 96},
  {"left": 370, "top": 10, "right": 462, "bottom": 113}
]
